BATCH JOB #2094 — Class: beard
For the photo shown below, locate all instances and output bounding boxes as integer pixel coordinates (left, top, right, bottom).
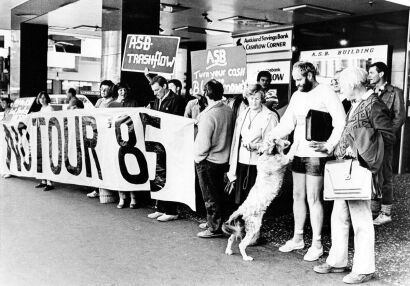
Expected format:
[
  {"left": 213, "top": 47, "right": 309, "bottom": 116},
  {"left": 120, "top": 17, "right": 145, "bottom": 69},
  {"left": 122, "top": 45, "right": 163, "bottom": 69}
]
[{"left": 298, "top": 80, "right": 313, "bottom": 92}]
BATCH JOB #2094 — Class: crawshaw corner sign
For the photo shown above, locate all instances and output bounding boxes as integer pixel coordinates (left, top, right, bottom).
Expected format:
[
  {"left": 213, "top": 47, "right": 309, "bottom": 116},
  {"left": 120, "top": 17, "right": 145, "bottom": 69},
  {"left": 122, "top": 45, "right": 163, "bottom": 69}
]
[
  {"left": 122, "top": 34, "right": 180, "bottom": 74},
  {"left": 236, "top": 30, "right": 292, "bottom": 54},
  {"left": 191, "top": 46, "right": 247, "bottom": 95}
]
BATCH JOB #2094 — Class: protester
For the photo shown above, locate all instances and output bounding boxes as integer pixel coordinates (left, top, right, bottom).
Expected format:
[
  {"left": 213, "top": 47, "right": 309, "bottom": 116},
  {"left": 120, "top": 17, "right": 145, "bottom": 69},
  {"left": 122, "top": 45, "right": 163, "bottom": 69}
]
[
  {"left": 66, "top": 88, "right": 84, "bottom": 110},
  {"left": 115, "top": 82, "right": 139, "bottom": 107},
  {"left": 367, "top": 62, "right": 406, "bottom": 225},
  {"left": 330, "top": 69, "right": 351, "bottom": 113},
  {"left": 147, "top": 75, "right": 186, "bottom": 222},
  {"left": 267, "top": 61, "right": 346, "bottom": 261},
  {"left": 227, "top": 84, "right": 279, "bottom": 206},
  {"left": 195, "top": 79, "right": 234, "bottom": 238},
  {"left": 34, "top": 91, "right": 55, "bottom": 191},
  {"left": 115, "top": 82, "right": 139, "bottom": 209},
  {"left": 1, "top": 97, "right": 12, "bottom": 119},
  {"left": 313, "top": 67, "right": 395, "bottom": 284},
  {"left": 168, "top": 79, "right": 182, "bottom": 96},
  {"left": 87, "top": 80, "right": 117, "bottom": 199}
]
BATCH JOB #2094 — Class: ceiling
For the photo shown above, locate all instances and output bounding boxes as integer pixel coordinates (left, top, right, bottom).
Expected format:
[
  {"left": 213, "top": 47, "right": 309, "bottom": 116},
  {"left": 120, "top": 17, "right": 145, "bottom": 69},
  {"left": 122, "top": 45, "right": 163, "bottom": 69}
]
[{"left": 2, "top": 0, "right": 409, "bottom": 44}]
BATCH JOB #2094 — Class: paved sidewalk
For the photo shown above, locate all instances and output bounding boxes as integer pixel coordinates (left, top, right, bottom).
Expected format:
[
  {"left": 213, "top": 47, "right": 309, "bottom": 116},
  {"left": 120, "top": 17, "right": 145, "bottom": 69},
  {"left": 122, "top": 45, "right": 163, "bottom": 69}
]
[{"left": 0, "top": 176, "right": 387, "bottom": 286}]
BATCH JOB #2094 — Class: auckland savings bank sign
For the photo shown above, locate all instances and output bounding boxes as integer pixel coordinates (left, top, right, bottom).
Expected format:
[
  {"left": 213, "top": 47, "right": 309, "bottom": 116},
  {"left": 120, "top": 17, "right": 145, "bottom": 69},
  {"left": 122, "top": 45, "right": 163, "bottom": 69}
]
[{"left": 237, "top": 30, "right": 293, "bottom": 54}]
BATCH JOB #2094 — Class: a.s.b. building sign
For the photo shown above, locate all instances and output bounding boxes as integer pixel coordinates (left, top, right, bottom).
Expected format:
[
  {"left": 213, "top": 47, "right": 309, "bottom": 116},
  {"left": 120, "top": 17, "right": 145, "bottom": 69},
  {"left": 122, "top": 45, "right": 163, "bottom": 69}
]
[
  {"left": 236, "top": 30, "right": 292, "bottom": 54},
  {"left": 122, "top": 34, "right": 180, "bottom": 74},
  {"left": 191, "top": 46, "right": 247, "bottom": 95}
]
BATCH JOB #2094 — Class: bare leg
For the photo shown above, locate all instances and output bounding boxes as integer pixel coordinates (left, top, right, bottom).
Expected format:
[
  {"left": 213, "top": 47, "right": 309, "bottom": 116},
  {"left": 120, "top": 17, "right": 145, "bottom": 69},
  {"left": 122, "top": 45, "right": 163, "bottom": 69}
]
[
  {"left": 306, "top": 175, "right": 324, "bottom": 247},
  {"left": 292, "top": 172, "right": 307, "bottom": 242},
  {"left": 225, "top": 234, "right": 235, "bottom": 255}
]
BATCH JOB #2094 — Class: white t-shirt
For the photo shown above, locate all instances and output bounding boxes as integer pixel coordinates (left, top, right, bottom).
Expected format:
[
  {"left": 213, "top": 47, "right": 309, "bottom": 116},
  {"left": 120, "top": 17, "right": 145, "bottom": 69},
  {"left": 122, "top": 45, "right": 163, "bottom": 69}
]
[{"left": 268, "top": 84, "right": 346, "bottom": 157}]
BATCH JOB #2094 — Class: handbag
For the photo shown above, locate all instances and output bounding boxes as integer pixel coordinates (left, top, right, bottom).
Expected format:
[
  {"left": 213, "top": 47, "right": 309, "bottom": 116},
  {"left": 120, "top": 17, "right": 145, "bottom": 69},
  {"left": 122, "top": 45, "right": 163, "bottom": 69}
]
[
  {"left": 305, "top": 109, "right": 333, "bottom": 141},
  {"left": 324, "top": 159, "right": 373, "bottom": 200}
]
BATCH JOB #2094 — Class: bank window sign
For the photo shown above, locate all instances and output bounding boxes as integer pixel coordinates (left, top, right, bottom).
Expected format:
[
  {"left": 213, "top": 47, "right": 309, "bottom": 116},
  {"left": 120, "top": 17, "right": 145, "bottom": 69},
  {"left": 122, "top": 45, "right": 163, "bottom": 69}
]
[{"left": 236, "top": 30, "right": 292, "bottom": 54}]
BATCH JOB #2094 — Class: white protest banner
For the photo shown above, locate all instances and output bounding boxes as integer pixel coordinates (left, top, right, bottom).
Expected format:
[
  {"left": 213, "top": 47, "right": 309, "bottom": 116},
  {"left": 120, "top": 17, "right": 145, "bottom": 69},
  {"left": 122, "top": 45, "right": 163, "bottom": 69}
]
[
  {"left": 191, "top": 46, "right": 247, "bottom": 95},
  {"left": 121, "top": 34, "right": 180, "bottom": 74},
  {"left": 247, "top": 61, "right": 291, "bottom": 84},
  {"left": 236, "top": 30, "right": 292, "bottom": 54},
  {"left": 0, "top": 108, "right": 196, "bottom": 210}
]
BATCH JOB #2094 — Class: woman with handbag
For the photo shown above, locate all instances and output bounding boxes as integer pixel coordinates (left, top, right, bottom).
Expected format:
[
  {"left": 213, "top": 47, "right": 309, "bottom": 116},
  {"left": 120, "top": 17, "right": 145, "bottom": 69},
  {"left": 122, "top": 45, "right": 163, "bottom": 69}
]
[
  {"left": 313, "top": 67, "right": 395, "bottom": 284},
  {"left": 227, "top": 84, "right": 279, "bottom": 206}
]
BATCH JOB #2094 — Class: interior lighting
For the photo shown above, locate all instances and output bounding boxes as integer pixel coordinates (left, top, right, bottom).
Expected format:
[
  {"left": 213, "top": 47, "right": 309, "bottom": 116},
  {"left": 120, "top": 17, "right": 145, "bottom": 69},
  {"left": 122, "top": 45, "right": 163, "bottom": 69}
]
[{"left": 339, "top": 39, "right": 348, "bottom": 46}]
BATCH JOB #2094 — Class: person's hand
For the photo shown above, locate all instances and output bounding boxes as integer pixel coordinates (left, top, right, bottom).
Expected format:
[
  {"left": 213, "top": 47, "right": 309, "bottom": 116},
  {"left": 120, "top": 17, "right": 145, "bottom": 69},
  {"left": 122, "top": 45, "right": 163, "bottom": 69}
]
[
  {"left": 144, "top": 67, "right": 149, "bottom": 76},
  {"left": 309, "top": 141, "right": 329, "bottom": 153},
  {"left": 242, "top": 142, "right": 257, "bottom": 152},
  {"left": 345, "top": 146, "right": 355, "bottom": 158}
]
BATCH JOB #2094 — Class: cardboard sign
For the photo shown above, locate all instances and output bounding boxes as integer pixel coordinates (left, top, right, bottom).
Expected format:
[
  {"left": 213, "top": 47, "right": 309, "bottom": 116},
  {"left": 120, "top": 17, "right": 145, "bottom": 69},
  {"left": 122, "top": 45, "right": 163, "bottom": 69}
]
[
  {"left": 236, "top": 30, "right": 293, "bottom": 54},
  {"left": 247, "top": 61, "right": 291, "bottom": 84},
  {"left": 122, "top": 34, "right": 180, "bottom": 74},
  {"left": 191, "top": 46, "right": 247, "bottom": 95},
  {"left": 0, "top": 108, "right": 196, "bottom": 210},
  {"left": 2, "top": 97, "right": 36, "bottom": 122}
]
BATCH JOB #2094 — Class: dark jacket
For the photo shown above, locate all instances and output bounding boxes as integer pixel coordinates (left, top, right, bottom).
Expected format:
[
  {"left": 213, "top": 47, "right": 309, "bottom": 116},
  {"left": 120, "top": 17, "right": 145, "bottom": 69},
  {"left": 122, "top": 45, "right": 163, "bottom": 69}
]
[
  {"left": 377, "top": 84, "right": 405, "bottom": 133},
  {"left": 149, "top": 90, "right": 186, "bottom": 116}
]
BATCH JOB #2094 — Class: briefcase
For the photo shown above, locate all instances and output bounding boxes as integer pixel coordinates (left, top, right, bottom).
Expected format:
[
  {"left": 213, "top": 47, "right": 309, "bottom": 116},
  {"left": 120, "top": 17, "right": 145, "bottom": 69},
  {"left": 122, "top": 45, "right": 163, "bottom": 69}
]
[
  {"left": 324, "top": 159, "right": 373, "bottom": 201},
  {"left": 305, "top": 109, "right": 333, "bottom": 141}
]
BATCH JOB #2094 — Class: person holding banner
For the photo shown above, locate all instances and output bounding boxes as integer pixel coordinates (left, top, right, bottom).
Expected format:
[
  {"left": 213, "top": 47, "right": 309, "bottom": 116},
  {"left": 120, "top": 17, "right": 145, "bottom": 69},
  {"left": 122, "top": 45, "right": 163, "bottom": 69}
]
[
  {"left": 147, "top": 75, "right": 186, "bottom": 222},
  {"left": 227, "top": 84, "right": 279, "bottom": 206},
  {"left": 34, "top": 91, "right": 56, "bottom": 191},
  {"left": 267, "top": 62, "right": 346, "bottom": 261},
  {"left": 66, "top": 88, "right": 84, "bottom": 110},
  {"left": 115, "top": 82, "right": 139, "bottom": 209},
  {"left": 1, "top": 97, "right": 13, "bottom": 178},
  {"left": 195, "top": 79, "right": 234, "bottom": 238},
  {"left": 87, "top": 80, "right": 118, "bottom": 200}
]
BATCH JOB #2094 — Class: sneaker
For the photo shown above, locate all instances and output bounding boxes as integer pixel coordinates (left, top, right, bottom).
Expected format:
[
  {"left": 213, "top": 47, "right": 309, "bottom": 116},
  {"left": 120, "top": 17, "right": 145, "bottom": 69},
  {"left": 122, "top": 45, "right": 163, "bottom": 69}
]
[
  {"left": 199, "top": 222, "right": 208, "bottom": 229},
  {"left": 279, "top": 239, "right": 305, "bottom": 252},
  {"left": 117, "top": 202, "right": 125, "bottom": 209},
  {"left": 43, "top": 185, "right": 55, "bottom": 192},
  {"left": 87, "top": 190, "right": 99, "bottom": 198},
  {"left": 147, "top": 211, "right": 164, "bottom": 219},
  {"left": 3, "top": 174, "right": 11, "bottom": 178},
  {"left": 373, "top": 212, "right": 392, "bottom": 226},
  {"left": 342, "top": 272, "right": 374, "bottom": 284},
  {"left": 197, "top": 229, "right": 223, "bottom": 238},
  {"left": 314, "top": 262, "right": 347, "bottom": 274},
  {"left": 35, "top": 183, "right": 47, "bottom": 188},
  {"left": 157, "top": 214, "right": 179, "bottom": 222},
  {"left": 304, "top": 245, "right": 324, "bottom": 261}
]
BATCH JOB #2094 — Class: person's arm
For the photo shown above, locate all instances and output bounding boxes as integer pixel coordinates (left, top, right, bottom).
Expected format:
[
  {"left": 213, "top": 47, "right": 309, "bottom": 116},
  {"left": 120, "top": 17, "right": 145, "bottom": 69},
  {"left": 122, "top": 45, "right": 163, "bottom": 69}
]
[
  {"left": 144, "top": 67, "right": 154, "bottom": 84},
  {"left": 371, "top": 99, "right": 395, "bottom": 146},
  {"left": 392, "top": 87, "right": 406, "bottom": 133},
  {"left": 194, "top": 114, "right": 214, "bottom": 163},
  {"left": 266, "top": 93, "right": 298, "bottom": 141},
  {"left": 184, "top": 100, "right": 194, "bottom": 118},
  {"left": 322, "top": 88, "right": 346, "bottom": 153}
]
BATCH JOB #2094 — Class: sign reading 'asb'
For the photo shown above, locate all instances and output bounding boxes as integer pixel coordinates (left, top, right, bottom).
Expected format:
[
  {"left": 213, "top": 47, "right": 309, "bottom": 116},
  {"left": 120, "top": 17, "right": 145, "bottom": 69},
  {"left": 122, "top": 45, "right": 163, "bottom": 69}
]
[
  {"left": 122, "top": 35, "right": 180, "bottom": 74},
  {"left": 191, "top": 46, "right": 247, "bottom": 95}
]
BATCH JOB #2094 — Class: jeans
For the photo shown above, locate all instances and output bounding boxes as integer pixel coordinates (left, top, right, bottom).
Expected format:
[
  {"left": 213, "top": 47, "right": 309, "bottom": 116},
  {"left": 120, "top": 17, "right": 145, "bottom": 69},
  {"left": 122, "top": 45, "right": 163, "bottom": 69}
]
[
  {"left": 381, "top": 146, "right": 393, "bottom": 205},
  {"left": 195, "top": 160, "right": 228, "bottom": 233}
]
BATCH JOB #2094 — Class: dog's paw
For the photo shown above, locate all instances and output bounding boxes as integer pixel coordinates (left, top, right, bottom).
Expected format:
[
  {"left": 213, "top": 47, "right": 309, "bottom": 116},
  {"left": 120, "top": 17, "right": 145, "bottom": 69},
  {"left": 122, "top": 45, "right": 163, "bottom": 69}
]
[
  {"left": 225, "top": 249, "right": 233, "bottom": 255},
  {"left": 242, "top": 255, "right": 254, "bottom": 261}
]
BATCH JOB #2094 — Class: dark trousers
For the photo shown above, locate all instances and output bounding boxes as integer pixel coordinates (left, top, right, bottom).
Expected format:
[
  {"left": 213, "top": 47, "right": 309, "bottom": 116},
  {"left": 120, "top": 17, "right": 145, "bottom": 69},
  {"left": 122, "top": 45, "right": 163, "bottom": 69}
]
[
  {"left": 381, "top": 146, "right": 393, "bottom": 205},
  {"left": 156, "top": 200, "right": 178, "bottom": 215},
  {"left": 195, "top": 160, "right": 228, "bottom": 233}
]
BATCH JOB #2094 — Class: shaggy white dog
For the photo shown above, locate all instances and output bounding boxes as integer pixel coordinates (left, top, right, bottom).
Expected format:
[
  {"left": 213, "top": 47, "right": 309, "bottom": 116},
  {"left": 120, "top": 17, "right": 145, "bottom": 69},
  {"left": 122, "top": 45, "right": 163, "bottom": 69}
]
[{"left": 222, "top": 139, "right": 291, "bottom": 261}]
